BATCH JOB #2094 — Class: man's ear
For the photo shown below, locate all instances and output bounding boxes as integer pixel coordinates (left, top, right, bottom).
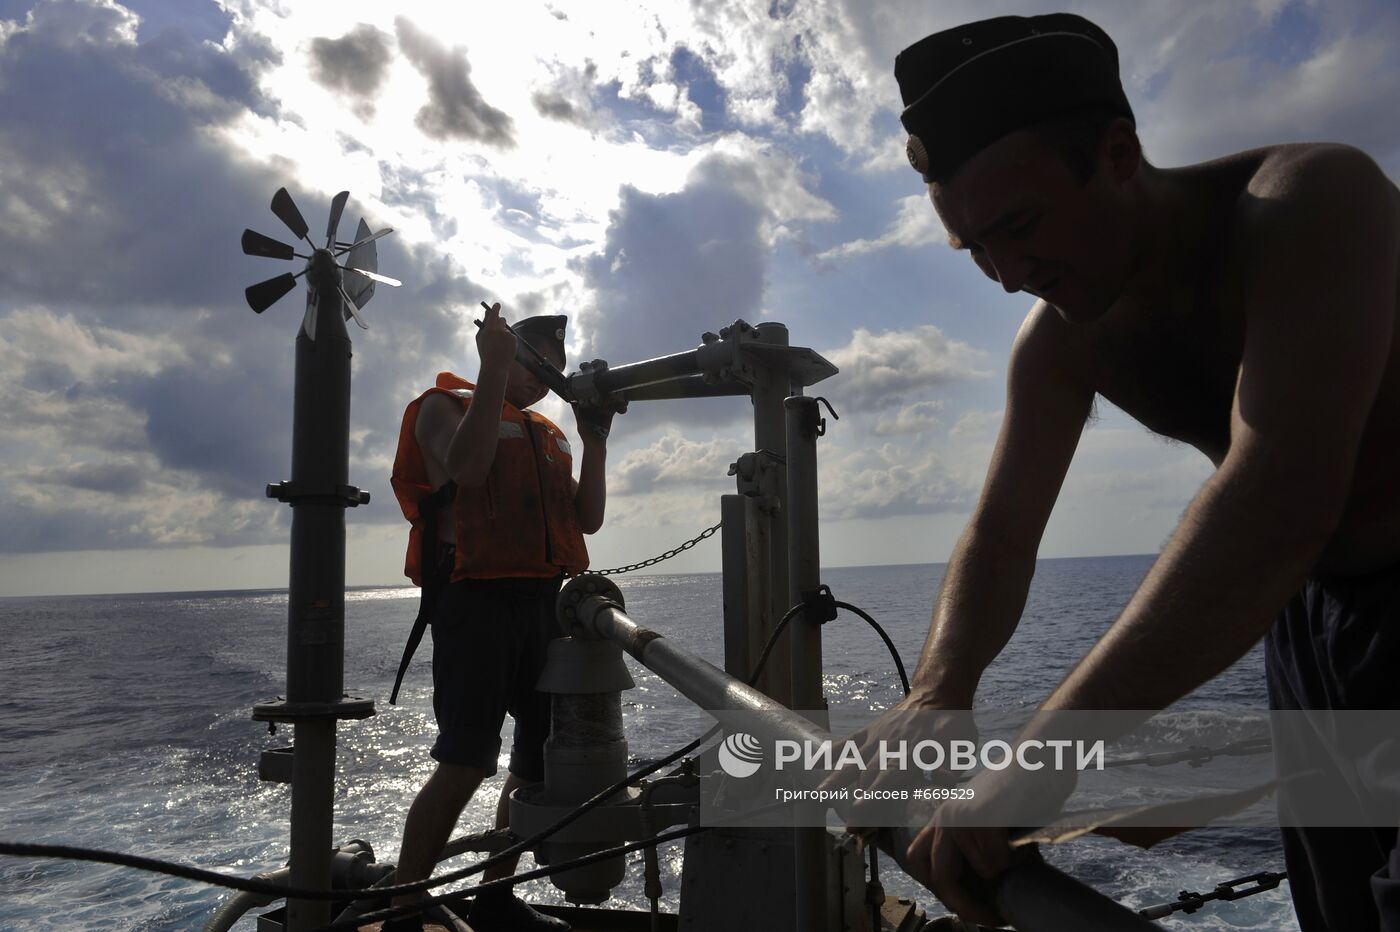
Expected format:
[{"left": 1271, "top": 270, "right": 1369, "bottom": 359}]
[{"left": 1103, "top": 118, "right": 1141, "bottom": 185}]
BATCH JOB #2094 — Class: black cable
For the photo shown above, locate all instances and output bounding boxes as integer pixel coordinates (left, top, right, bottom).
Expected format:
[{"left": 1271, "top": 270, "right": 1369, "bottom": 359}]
[
  {"left": 833, "top": 600, "right": 911, "bottom": 697},
  {"left": 751, "top": 597, "right": 911, "bottom": 699},
  {"left": 335, "top": 796, "right": 801, "bottom": 931},
  {"left": 0, "top": 841, "right": 335, "bottom": 901},
  {"left": 0, "top": 730, "right": 713, "bottom": 907},
  {"left": 320, "top": 825, "right": 706, "bottom": 931}
]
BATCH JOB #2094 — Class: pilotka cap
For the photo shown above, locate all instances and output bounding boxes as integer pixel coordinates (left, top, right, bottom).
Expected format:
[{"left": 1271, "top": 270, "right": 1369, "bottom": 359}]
[
  {"left": 512, "top": 314, "right": 567, "bottom": 363},
  {"left": 895, "top": 13, "right": 1134, "bottom": 183}
]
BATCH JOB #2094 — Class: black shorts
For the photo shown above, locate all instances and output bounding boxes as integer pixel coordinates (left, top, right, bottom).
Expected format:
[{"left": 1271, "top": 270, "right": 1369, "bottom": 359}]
[
  {"left": 1265, "top": 563, "right": 1400, "bottom": 931},
  {"left": 428, "top": 574, "right": 563, "bottom": 781}
]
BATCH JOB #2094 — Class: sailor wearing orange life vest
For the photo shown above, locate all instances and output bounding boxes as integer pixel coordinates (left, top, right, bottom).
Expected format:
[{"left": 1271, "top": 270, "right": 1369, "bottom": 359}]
[{"left": 388, "top": 303, "right": 613, "bottom": 932}]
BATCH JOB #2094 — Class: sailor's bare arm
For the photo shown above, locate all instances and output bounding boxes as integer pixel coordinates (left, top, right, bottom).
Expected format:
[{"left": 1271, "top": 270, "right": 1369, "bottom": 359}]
[
  {"left": 1045, "top": 145, "right": 1399, "bottom": 712},
  {"left": 573, "top": 433, "right": 607, "bottom": 534},
  {"left": 442, "top": 302, "right": 514, "bottom": 488},
  {"left": 910, "top": 306, "right": 1095, "bottom": 708}
]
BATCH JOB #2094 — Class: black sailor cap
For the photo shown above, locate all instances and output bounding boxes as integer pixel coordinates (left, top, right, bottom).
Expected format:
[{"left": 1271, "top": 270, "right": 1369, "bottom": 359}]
[
  {"left": 512, "top": 314, "right": 567, "bottom": 363},
  {"left": 895, "top": 13, "right": 1134, "bottom": 183}
]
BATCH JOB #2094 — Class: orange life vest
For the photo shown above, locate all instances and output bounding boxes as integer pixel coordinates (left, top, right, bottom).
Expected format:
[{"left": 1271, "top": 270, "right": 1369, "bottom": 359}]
[{"left": 391, "top": 371, "right": 589, "bottom": 584}]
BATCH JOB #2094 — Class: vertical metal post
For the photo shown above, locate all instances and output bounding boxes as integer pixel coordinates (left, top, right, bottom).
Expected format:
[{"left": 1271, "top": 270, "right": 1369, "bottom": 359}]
[
  {"left": 750, "top": 322, "right": 791, "bottom": 705},
  {"left": 284, "top": 272, "right": 348, "bottom": 930},
  {"left": 785, "top": 395, "right": 829, "bottom": 932},
  {"left": 720, "top": 495, "right": 750, "bottom": 680},
  {"left": 784, "top": 396, "right": 826, "bottom": 721},
  {"left": 285, "top": 721, "right": 336, "bottom": 930}
]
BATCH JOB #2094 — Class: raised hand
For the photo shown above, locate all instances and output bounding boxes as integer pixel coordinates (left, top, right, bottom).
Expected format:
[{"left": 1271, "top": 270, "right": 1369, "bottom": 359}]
[{"left": 475, "top": 301, "right": 516, "bottom": 373}]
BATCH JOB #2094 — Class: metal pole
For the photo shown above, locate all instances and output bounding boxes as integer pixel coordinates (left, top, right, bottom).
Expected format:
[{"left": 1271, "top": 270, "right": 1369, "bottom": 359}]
[
  {"left": 784, "top": 396, "right": 829, "bottom": 932},
  {"left": 744, "top": 495, "right": 776, "bottom": 695},
  {"left": 720, "top": 495, "right": 751, "bottom": 680},
  {"left": 560, "top": 583, "right": 827, "bottom": 748},
  {"left": 750, "top": 322, "right": 791, "bottom": 705},
  {"left": 783, "top": 396, "right": 826, "bottom": 721},
  {"left": 559, "top": 580, "right": 1165, "bottom": 932},
  {"left": 590, "top": 348, "right": 702, "bottom": 395},
  {"left": 283, "top": 275, "right": 351, "bottom": 930}
]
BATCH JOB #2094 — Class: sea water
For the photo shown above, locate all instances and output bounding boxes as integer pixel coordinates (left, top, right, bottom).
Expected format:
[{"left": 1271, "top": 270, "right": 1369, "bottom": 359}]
[{"left": 0, "top": 556, "right": 1297, "bottom": 929}]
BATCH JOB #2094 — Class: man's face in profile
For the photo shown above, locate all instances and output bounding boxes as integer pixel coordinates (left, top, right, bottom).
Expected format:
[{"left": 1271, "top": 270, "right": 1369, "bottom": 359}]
[{"left": 930, "top": 128, "right": 1136, "bottom": 323}]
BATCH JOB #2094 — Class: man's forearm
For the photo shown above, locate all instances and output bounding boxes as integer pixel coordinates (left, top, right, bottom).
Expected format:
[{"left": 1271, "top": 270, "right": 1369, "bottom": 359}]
[
  {"left": 447, "top": 364, "right": 508, "bottom": 486},
  {"left": 574, "top": 440, "right": 606, "bottom": 534},
  {"left": 1044, "top": 464, "right": 1337, "bottom": 712},
  {"left": 910, "top": 520, "right": 1040, "bottom": 707}
]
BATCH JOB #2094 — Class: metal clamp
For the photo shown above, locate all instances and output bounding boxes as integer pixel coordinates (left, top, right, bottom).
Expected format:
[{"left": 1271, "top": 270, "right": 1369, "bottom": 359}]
[{"left": 265, "top": 481, "right": 371, "bottom": 507}]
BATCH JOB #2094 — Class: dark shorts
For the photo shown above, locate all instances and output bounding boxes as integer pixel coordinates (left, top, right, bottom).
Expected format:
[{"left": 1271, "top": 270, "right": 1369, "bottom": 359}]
[
  {"left": 428, "top": 574, "right": 563, "bottom": 781},
  {"left": 1265, "top": 563, "right": 1400, "bottom": 931}
]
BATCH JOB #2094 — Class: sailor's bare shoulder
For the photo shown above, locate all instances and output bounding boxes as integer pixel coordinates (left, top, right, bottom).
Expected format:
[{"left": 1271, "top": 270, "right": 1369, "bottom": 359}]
[
  {"left": 1233, "top": 143, "right": 1398, "bottom": 247},
  {"left": 1006, "top": 297, "right": 1094, "bottom": 391}
]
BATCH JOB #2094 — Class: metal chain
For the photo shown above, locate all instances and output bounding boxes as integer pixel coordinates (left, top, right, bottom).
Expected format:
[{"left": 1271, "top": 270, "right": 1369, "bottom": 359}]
[{"left": 590, "top": 522, "right": 721, "bottom": 576}]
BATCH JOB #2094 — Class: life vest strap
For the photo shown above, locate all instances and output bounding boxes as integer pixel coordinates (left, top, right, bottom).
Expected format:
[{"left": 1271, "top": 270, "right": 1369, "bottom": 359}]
[{"left": 389, "top": 481, "right": 457, "bottom": 705}]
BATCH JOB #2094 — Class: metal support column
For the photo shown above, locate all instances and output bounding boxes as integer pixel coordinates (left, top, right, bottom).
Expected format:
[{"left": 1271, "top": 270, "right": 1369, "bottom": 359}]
[
  {"left": 784, "top": 395, "right": 827, "bottom": 721},
  {"left": 750, "top": 322, "right": 792, "bottom": 705},
  {"left": 785, "top": 395, "right": 829, "bottom": 932},
  {"left": 720, "top": 495, "right": 751, "bottom": 680},
  {"left": 254, "top": 260, "right": 374, "bottom": 931},
  {"left": 283, "top": 284, "right": 347, "bottom": 930}
]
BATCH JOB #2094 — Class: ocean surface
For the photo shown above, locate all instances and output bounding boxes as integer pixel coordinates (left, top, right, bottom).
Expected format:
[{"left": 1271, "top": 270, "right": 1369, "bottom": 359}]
[{"left": 0, "top": 555, "right": 1298, "bottom": 929}]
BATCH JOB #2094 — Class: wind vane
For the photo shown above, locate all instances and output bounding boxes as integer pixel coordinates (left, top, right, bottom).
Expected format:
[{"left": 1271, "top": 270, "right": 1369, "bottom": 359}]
[{"left": 241, "top": 188, "right": 399, "bottom": 338}]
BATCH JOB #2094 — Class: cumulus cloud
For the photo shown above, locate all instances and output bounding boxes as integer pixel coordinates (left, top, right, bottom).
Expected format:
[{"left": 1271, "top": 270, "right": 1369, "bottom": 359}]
[
  {"left": 815, "top": 194, "right": 942, "bottom": 262},
  {"left": 822, "top": 326, "right": 990, "bottom": 413},
  {"left": 821, "top": 442, "right": 977, "bottom": 520},
  {"left": 576, "top": 151, "right": 804, "bottom": 362},
  {"left": 307, "top": 23, "right": 393, "bottom": 113},
  {"left": 0, "top": 1, "right": 484, "bottom": 555},
  {"left": 394, "top": 16, "right": 514, "bottom": 146},
  {"left": 949, "top": 408, "right": 1003, "bottom": 439},
  {"left": 871, "top": 400, "right": 943, "bottom": 437},
  {"left": 610, "top": 430, "right": 746, "bottom": 495}
]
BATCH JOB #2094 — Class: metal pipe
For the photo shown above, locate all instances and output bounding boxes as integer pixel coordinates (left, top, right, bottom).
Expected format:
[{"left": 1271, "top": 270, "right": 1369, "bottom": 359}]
[
  {"left": 615, "top": 374, "right": 749, "bottom": 402},
  {"left": 202, "top": 868, "right": 288, "bottom": 932},
  {"left": 562, "top": 583, "right": 1161, "bottom": 932},
  {"left": 589, "top": 349, "right": 702, "bottom": 396},
  {"left": 720, "top": 495, "right": 751, "bottom": 680},
  {"left": 751, "top": 323, "right": 792, "bottom": 705},
  {"left": 282, "top": 267, "right": 350, "bottom": 931},
  {"left": 784, "top": 396, "right": 828, "bottom": 932},
  {"left": 876, "top": 826, "right": 1160, "bottom": 931},
  {"left": 287, "top": 720, "right": 336, "bottom": 929},
  {"left": 286, "top": 269, "right": 349, "bottom": 703},
  {"left": 783, "top": 396, "right": 826, "bottom": 720},
  {"left": 564, "top": 591, "right": 826, "bottom": 749},
  {"left": 744, "top": 494, "right": 780, "bottom": 698}
]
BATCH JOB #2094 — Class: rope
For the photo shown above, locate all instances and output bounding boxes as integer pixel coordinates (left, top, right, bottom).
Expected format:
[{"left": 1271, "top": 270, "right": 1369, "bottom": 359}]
[{"left": 590, "top": 523, "right": 720, "bottom": 575}]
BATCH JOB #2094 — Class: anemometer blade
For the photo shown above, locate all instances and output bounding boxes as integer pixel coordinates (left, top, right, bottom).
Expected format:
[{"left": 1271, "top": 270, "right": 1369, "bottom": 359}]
[
  {"left": 246, "top": 273, "right": 298, "bottom": 313},
  {"left": 241, "top": 229, "right": 296, "bottom": 260},
  {"left": 325, "top": 190, "right": 349, "bottom": 247},
  {"left": 271, "top": 187, "right": 310, "bottom": 241},
  {"left": 302, "top": 292, "right": 318, "bottom": 340},
  {"left": 333, "top": 227, "right": 392, "bottom": 256},
  {"left": 343, "top": 219, "right": 377, "bottom": 309},
  {"left": 343, "top": 267, "right": 401, "bottom": 287},
  {"left": 339, "top": 284, "right": 369, "bottom": 330}
]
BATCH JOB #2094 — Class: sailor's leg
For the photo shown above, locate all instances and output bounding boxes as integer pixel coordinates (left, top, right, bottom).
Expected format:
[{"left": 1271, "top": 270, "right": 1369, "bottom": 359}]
[{"left": 392, "top": 762, "right": 487, "bottom": 908}]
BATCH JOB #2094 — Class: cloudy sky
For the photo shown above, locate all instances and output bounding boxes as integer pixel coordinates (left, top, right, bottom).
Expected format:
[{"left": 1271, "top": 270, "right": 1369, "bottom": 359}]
[{"left": 0, "top": 0, "right": 1396, "bottom": 596}]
